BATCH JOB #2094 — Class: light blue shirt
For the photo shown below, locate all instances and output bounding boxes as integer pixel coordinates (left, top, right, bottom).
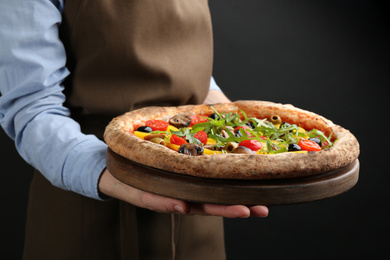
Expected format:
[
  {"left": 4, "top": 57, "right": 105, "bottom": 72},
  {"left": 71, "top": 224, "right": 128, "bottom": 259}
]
[{"left": 0, "top": 0, "right": 221, "bottom": 200}]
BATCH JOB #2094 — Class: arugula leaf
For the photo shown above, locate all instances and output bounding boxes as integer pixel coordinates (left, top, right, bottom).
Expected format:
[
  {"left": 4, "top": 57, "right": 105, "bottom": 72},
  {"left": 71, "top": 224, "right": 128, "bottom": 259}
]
[
  {"left": 171, "top": 128, "right": 201, "bottom": 144},
  {"left": 308, "top": 129, "right": 334, "bottom": 148},
  {"left": 210, "top": 106, "right": 223, "bottom": 118},
  {"left": 185, "top": 106, "right": 332, "bottom": 152},
  {"left": 191, "top": 126, "right": 205, "bottom": 133}
]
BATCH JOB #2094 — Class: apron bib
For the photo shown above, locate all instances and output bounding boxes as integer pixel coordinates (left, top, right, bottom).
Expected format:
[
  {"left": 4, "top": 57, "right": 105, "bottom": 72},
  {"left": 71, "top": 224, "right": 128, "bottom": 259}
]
[
  {"left": 62, "top": 0, "right": 213, "bottom": 137},
  {"left": 23, "top": 1, "right": 225, "bottom": 259}
]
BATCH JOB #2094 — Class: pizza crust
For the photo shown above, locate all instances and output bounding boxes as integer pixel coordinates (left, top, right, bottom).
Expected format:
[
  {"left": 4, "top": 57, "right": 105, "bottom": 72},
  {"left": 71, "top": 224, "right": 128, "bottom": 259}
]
[{"left": 104, "top": 101, "right": 360, "bottom": 179}]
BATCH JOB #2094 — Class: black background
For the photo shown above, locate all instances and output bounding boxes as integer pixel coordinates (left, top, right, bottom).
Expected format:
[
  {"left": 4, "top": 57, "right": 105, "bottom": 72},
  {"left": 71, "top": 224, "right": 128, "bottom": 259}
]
[{"left": 1, "top": 0, "right": 389, "bottom": 259}]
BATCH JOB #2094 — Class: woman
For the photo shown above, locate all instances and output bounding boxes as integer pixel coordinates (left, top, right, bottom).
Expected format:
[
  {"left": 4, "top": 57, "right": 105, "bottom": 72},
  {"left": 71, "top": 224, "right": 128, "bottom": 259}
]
[{"left": 0, "top": 0, "right": 268, "bottom": 259}]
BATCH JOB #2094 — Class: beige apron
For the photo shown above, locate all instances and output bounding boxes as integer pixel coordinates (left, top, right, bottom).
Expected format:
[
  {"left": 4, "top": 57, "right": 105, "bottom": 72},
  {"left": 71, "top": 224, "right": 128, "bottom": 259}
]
[{"left": 23, "top": 0, "right": 226, "bottom": 259}]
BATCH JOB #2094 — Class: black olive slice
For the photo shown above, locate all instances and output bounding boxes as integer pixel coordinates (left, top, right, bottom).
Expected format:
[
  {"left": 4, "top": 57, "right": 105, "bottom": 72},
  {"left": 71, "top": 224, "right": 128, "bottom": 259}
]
[
  {"left": 136, "top": 126, "right": 153, "bottom": 133},
  {"left": 209, "top": 113, "right": 220, "bottom": 120},
  {"left": 280, "top": 122, "right": 291, "bottom": 128},
  {"left": 245, "top": 121, "right": 255, "bottom": 129},
  {"left": 288, "top": 143, "right": 301, "bottom": 151},
  {"left": 309, "top": 138, "right": 322, "bottom": 147}
]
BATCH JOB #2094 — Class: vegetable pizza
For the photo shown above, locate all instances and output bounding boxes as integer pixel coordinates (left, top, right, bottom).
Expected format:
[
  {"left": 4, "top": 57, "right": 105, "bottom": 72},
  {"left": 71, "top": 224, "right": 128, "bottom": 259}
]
[{"left": 104, "top": 101, "right": 359, "bottom": 179}]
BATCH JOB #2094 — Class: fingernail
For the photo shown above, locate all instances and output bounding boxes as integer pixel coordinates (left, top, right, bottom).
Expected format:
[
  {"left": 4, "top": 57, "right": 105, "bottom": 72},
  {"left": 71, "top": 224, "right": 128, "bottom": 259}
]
[{"left": 174, "top": 205, "right": 185, "bottom": 214}]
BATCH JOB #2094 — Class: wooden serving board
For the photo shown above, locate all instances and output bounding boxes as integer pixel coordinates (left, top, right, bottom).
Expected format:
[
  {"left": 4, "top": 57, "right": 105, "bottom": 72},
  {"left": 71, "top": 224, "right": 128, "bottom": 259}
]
[{"left": 106, "top": 148, "right": 359, "bottom": 206}]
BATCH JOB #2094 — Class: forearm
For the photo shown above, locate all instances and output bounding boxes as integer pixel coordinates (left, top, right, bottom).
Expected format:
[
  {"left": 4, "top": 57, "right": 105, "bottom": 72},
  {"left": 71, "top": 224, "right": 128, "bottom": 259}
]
[
  {"left": 203, "top": 89, "right": 231, "bottom": 104},
  {"left": 204, "top": 77, "right": 231, "bottom": 104},
  {"left": 0, "top": 0, "right": 106, "bottom": 200}
]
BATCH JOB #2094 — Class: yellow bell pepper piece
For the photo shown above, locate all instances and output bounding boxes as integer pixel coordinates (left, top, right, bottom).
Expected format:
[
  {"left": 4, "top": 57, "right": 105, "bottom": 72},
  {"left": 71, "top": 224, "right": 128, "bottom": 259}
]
[
  {"left": 206, "top": 138, "right": 216, "bottom": 145},
  {"left": 292, "top": 127, "right": 309, "bottom": 139},
  {"left": 298, "top": 127, "right": 306, "bottom": 134},
  {"left": 133, "top": 131, "right": 150, "bottom": 139},
  {"left": 165, "top": 142, "right": 180, "bottom": 151},
  {"left": 203, "top": 149, "right": 223, "bottom": 155},
  {"left": 166, "top": 125, "right": 179, "bottom": 133}
]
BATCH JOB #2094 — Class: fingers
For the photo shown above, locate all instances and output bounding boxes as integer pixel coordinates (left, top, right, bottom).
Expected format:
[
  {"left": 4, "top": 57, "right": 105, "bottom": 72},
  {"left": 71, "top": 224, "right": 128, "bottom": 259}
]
[
  {"left": 136, "top": 189, "right": 190, "bottom": 214},
  {"left": 120, "top": 185, "right": 269, "bottom": 218},
  {"left": 98, "top": 169, "right": 190, "bottom": 214},
  {"left": 136, "top": 192, "right": 270, "bottom": 218},
  {"left": 188, "top": 204, "right": 250, "bottom": 218},
  {"left": 249, "top": 205, "right": 269, "bottom": 217},
  {"left": 187, "top": 203, "right": 269, "bottom": 218},
  {"left": 99, "top": 169, "right": 269, "bottom": 218}
]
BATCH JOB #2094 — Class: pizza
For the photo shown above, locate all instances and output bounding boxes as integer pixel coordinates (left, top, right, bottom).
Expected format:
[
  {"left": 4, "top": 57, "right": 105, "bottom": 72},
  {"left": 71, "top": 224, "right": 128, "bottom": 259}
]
[{"left": 104, "top": 101, "right": 359, "bottom": 179}]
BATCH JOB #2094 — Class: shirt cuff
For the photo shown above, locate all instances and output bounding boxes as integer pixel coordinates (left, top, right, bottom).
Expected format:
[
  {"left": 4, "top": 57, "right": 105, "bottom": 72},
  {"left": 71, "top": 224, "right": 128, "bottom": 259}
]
[{"left": 62, "top": 137, "right": 108, "bottom": 200}]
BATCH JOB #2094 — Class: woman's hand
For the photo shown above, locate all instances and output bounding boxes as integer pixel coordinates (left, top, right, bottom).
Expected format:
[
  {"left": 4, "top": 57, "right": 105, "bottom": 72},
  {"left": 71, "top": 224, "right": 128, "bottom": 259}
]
[
  {"left": 99, "top": 169, "right": 269, "bottom": 218},
  {"left": 99, "top": 89, "right": 269, "bottom": 218}
]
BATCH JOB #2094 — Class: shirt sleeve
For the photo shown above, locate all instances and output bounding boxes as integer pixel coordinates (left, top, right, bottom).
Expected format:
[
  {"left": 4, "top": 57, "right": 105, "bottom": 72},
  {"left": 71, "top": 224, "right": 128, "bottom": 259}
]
[
  {"left": 209, "top": 76, "right": 222, "bottom": 91},
  {"left": 0, "top": 0, "right": 107, "bottom": 200}
]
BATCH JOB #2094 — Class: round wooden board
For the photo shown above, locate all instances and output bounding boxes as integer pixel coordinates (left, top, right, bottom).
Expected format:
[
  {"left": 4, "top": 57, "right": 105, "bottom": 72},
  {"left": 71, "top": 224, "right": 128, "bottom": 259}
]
[{"left": 106, "top": 148, "right": 359, "bottom": 206}]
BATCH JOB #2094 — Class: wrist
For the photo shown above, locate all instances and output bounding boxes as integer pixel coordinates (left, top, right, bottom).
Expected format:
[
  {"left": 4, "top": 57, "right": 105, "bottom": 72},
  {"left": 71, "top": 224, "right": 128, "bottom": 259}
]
[{"left": 97, "top": 168, "right": 114, "bottom": 200}]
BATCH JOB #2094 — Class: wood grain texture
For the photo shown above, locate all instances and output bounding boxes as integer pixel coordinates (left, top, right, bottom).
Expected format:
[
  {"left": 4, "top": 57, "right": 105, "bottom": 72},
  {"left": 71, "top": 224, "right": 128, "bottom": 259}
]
[{"left": 107, "top": 148, "right": 359, "bottom": 206}]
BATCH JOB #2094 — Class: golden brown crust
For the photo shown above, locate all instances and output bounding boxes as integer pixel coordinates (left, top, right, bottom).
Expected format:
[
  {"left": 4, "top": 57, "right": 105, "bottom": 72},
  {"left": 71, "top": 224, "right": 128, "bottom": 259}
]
[{"left": 104, "top": 101, "right": 360, "bottom": 179}]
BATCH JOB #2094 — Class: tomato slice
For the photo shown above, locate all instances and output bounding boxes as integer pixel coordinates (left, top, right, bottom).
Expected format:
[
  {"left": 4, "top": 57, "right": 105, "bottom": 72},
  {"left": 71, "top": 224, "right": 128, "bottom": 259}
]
[
  {"left": 189, "top": 115, "right": 209, "bottom": 127},
  {"left": 298, "top": 139, "right": 321, "bottom": 151},
  {"left": 238, "top": 139, "right": 262, "bottom": 151},
  {"left": 194, "top": 131, "right": 208, "bottom": 145},
  {"left": 234, "top": 125, "right": 252, "bottom": 136},
  {"left": 321, "top": 140, "right": 329, "bottom": 148},
  {"left": 170, "top": 134, "right": 187, "bottom": 145},
  {"left": 145, "top": 120, "right": 169, "bottom": 131}
]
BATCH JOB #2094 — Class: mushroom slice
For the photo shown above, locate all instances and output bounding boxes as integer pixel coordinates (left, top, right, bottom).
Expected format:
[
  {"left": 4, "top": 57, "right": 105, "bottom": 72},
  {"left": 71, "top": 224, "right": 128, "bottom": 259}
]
[
  {"left": 144, "top": 134, "right": 166, "bottom": 141},
  {"left": 231, "top": 146, "right": 256, "bottom": 154},
  {"left": 178, "top": 143, "right": 204, "bottom": 156},
  {"left": 220, "top": 130, "right": 230, "bottom": 138},
  {"left": 204, "top": 145, "right": 222, "bottom": 151},
  {"left": 169, "top": 114, "right": 191, "bottom": 128}
]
